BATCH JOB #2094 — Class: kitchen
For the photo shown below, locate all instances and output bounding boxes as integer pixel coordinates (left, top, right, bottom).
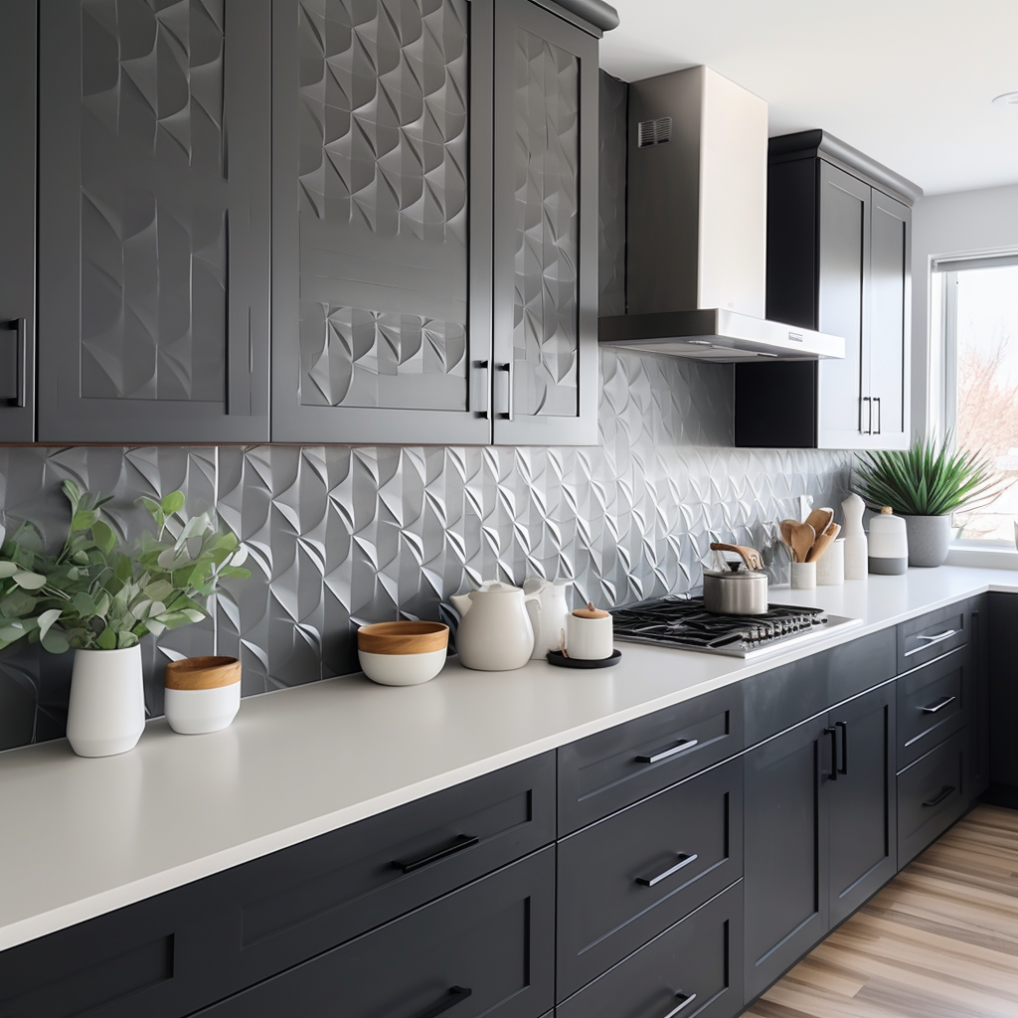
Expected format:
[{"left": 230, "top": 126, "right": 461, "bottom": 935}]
[{"left": 1, "top": 0, "right": 1018, "bottom": 1016}]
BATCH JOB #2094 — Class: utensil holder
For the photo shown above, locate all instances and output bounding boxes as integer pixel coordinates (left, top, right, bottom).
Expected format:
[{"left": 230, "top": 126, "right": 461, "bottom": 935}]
[
  {"left": 790, "top": 561, "right": 817, "bottom": 590},
  {"left": 816, "top": 538, "right": 845, "bottom": 586}
]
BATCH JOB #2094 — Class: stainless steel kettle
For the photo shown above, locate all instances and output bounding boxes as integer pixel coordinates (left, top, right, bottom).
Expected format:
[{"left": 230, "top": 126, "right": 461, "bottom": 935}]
[{"left": 703, "top": 543, "right": 768, "bottom": 615}]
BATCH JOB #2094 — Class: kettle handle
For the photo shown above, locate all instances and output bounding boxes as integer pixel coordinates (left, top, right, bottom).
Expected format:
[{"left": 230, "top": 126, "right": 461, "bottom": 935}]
[{"left": 523, "top": 590, "right": 542, "bottom": 650}]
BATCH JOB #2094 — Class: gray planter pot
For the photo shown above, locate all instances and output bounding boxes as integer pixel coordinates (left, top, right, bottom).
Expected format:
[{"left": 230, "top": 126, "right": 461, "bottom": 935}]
[{"left": 901, "top": 514, "right": 952, "bottom": 568}]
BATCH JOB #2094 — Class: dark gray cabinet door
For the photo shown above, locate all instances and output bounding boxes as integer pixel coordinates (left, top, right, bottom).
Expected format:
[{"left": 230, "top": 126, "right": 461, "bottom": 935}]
[
  {"left": 491, "top": 0, "right": 599, "bottom": 445},
  {"left": 827, "top": 682, "right": 896, "bottom": 927},
  {"left": 743, "top": 714, "right": 830, "bottom": 1003},
  {"left": 816, "top": 161, "right": 871, "bottom": 449},
  {"left": 868, "top": 189, "right": 910, "bottom": 448},
  {"left": 0, "top": 0, "right": 36, "bottom": 442},
  {"left": 270, "top": 0, "right": 492, "bottom": 444},
  {"left": 37, "top": 1, "right": 271, "bottom": 443}
]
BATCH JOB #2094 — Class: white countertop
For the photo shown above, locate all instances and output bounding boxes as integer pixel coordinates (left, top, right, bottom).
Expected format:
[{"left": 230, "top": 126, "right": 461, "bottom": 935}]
[{"left": 2, "top": 565, "right": 1016, "bottom": 952}]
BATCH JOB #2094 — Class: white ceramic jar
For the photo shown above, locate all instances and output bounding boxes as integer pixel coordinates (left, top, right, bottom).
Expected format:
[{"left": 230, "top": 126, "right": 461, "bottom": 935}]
[
  {"left": 164, "top": 657, "right": 241, "bottom": 735},
  {"left": 565, "top": 603, "right": 614, "bottom": 660},
  {"left": 868, "top": 506, "right": 908, "bottom": 575}
]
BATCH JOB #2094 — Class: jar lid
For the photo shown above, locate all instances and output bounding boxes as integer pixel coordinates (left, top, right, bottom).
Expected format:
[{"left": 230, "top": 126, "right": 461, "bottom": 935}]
[
  {"left": 573, "top": 602, "right": 609, "bottom": 619},
  {"left": 880, "top": 506, "right": 894, "bottom": 514}
]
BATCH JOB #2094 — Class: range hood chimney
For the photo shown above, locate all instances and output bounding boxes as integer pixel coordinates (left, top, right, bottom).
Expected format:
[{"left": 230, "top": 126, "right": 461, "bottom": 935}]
[{"left": 599, "top": 66, "right": 844, "bottom": 362}]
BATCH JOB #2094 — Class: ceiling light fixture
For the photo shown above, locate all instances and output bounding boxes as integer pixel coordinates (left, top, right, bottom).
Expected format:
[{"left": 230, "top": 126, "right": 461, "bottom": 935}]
[{"left": 992, "top": 91, "right": 1018, "bottom": 106}]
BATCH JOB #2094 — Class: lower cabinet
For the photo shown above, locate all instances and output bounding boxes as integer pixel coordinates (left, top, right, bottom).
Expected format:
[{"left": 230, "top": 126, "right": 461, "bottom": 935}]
[
  {"left": 557, "top": 881, "right": 744, "bottom": 1018},
  {"left": 744, "top": 681, "right": 896, "bottom": 1003},
  {"left": 193, "top": 847, "right": 555, "bottom": 1018}
]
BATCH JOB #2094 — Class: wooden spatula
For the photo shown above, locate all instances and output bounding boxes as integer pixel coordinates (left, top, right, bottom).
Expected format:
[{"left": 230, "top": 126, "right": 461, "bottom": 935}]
[
  {"left": 804, "top": 506, "right": 835, "bottom": 537},
  {"left": 807, "top": 521, "right": 841, "bottom": 563}
]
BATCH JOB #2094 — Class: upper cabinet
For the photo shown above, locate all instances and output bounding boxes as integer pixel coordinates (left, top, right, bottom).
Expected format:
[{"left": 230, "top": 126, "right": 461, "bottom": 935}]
[
  {"left": 0, "top": 0, "right": 37, "bottom": 443},
  {"left": 734, "top": 130, "right": 920, "bottom": 451},
  {"left": 36, "top": 0, "right": 273, "bottom": 443},
  {"left": 271, "top": 0, "right": 601, "bottom": 446}
]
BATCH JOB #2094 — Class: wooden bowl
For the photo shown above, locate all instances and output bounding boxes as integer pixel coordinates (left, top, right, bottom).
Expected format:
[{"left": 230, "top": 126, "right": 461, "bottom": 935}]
[
  {"left": 356, "top": 622, "right": 449, "bottom": 656},
  {"left": 165, "top": 656, "right": 241, "bottom": 691}
]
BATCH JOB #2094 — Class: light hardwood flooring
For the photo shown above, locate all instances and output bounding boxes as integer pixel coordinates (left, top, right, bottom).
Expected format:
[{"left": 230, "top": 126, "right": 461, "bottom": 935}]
[{"left": 744, "top": 805, "right": 1018, "bottom": 1018}]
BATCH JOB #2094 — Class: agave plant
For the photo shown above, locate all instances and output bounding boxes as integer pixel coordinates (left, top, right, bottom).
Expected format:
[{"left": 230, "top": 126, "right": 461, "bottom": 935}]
[{"left": 853, "top": 435, "right": 1001, "bottom": 517}]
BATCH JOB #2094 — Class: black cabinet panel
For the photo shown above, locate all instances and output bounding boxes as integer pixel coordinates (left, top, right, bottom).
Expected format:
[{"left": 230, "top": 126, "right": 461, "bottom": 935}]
[
  {"left": 897, "top": 647, "right": 970, "bottom": 771},
  {"left": 557, "top": 882, "right": 745, "bottom": 1018},
  {"left": 827, "top": 682, "right": 896, "bottom": 926},
  {"left": 970, "top": 597, "right": 990, "bottom": 798},
  {"left": 557, "top": 683, "right": 743, "bottom": 834},
  {"left": 897, "top": 729, "right": 968, "bottom": 869},
  {"left": 557, "top": 758, "right": 743, "bottom": 1000},
  {"left": 988, "top": 593, "right": 1018, "bottom": 791},
  {"left": 193, "top": 848, "right": 555, "bottom": 1018},
  {"left": 0, "top": 0, "right": 36, "bottom": 442},
  {"left": 37, "top": 0, "right": 271, "bottom": 442},
  {"left": 743, "top": 715, "right": 830, "bottom": 1003}
]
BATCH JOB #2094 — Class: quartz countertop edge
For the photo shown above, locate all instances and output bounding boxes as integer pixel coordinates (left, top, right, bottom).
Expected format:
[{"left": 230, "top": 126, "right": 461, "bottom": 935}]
[{"left": 2, "top": 565, "right": 1015, "bottom": 952}]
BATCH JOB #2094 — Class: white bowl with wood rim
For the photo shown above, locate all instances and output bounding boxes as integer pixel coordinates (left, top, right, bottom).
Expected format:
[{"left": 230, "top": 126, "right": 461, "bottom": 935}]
[
  {"left": 357, "top": 622, "right": 450, "bottom": 686},
  {"left": 164, "top": 656, "right": 241, "bottom": 735}
]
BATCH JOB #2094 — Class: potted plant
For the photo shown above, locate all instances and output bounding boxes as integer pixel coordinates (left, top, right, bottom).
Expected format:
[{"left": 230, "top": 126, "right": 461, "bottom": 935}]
[
  {"left": 853, "top": 436, "right": 1000, "bottom": 568},
  {"left": 0, "top": 482, "right": 249, "bottom": 756}
]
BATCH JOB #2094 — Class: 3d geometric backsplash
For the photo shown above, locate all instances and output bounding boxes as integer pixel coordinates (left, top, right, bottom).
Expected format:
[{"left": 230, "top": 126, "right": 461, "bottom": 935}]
[{"left": 0, "top": 348, "right": 851, "bottom": 751}]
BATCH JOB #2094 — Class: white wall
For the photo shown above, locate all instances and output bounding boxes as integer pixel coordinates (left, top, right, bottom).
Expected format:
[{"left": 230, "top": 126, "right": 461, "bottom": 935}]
[{"left": 911, "top": 183, "right": 1018, "bottom": 437}]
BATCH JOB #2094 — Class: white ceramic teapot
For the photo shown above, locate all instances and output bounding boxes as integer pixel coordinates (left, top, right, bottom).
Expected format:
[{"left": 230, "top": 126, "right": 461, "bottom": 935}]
[
  {"left": 523, "top": 577, "right": 571, "bottom": 659},
  {"left": 450, "top": 582, "right": 542, "bottom": 671}
]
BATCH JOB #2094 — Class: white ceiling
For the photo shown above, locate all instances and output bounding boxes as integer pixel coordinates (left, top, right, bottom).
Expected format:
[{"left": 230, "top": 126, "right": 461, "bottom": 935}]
[{"left": 599, "top": 0, "right": 1018, "bottom": 196}]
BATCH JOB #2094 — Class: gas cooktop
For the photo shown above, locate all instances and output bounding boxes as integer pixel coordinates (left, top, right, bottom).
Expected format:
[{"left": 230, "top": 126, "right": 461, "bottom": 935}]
[{"left": 610, "top": 595, "right": 862, "bottom": 659}]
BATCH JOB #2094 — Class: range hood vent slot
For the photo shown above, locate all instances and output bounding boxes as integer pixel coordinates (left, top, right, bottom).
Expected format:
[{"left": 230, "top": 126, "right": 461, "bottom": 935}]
[{"left": 638, "top": 117, "right": 672, "bottom": 148}]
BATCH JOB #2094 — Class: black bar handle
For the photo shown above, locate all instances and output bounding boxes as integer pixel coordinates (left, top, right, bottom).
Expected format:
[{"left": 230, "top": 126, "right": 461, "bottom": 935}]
[
  {"left": 6, "top": 319, "right": 26, "bottom": 408},
  {"left": 922, "top": 785, "right": 956, "bottom": 809},
  {"left": 409, "top": 985, "right": 472, "bottom": 1018},
  {"left": 835, "top": 720, "right": 848, "bottom": 775},
  {"left": 661, "top": 991, "right": 698, "bottom": 1018},
  {"left": 861, "top": 396, "right": 872, "bottom": 434},
  {"left": 636, "top": 738, "right": 698, "bottom": 764},
  {"left": 497, "top": 362, "right": 513, "bottom": 421},
  {"left": 636, "top": 852, "right": 698, "bottom": 888},
  {"left": 921, "top": 695, "right": 956, "bottom": 715},
  {"left": 824, "top": 727, "right": 838, "bottom": 780},
  {"left": 874, "top": 396, "right": 882, "bottom": 434},
  {"left": 392, "top": 834, "right": 479, "bottom": 874}
]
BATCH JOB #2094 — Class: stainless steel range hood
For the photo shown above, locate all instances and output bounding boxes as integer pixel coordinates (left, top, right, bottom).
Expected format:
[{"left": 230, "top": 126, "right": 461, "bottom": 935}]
[{"left": 598, "top": 67, "right": 844, "bottom": 362}]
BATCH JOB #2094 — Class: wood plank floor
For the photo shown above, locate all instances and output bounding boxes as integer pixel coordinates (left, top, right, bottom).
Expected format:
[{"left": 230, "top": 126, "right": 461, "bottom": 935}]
[{"left": 743, "top": 805, "right": 1018, "bottom": 1018}]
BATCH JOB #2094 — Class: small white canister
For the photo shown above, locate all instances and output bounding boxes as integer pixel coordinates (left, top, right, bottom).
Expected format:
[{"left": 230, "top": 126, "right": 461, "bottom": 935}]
[
  {"left": 565, "top": 603, "right": 614, "bottom": 660},
  {"left": 816, "top": 537, "right": 845, "bottom": 586},
  {"left": 868, "top": 506, "right": 908, "bottom": 575},
  {"left": 164, "top": 656, "right": 241, "bottom": 735}
]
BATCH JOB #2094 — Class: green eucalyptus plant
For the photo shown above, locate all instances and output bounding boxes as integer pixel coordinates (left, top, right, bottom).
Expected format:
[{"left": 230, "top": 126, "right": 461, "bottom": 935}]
[
  {"left": 854, "top": 435, "right": 1000, "bottom": 517},
  {"left": 0, "top": 482, "right": 250, "bottom": 654}
]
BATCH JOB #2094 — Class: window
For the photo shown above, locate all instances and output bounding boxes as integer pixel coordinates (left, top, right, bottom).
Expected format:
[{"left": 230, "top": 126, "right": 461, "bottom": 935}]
[{"left": 938, "top": 253, "right": 1018, "bottom": 541}]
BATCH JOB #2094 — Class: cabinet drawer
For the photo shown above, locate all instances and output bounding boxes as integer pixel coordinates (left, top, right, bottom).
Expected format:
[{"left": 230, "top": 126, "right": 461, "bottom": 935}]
[
  {"left": 897, "top": 647, "right": 970, "bottom": 770},
  {"left": 897, "top": 729, "right": 968, "bottom": 869},
  {"left": 557, "top": 758, "right": 743, "bottom": 1000},
  {"left": 558, "top": 684, "right": 743, "bottom": 834},
  {"left": 557, "top": 881, "right": 744, "bottom": 1018},
  {"left": 897, "top": 604, "right": 969, "bottom": 672},
  {"left": 0, "top": 753, "right": 555, "bottom": 1018},
  {"left": 194, "top": 848, "right": 555, "bottom": 1018}
]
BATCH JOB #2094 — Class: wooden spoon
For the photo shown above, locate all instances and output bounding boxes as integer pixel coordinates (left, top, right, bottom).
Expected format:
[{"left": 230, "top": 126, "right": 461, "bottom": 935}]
[
  {"left": 779, "top": 519, "right": 796, "bottom": 552},
  {"left": 804, "top": 506, "right": 835, "bottom": 538},
  {"left": 807, "top": 521, "right": 841, "bottom": 563},
  {"left": 788, "top": 521, "right": 816, "bottom": 563}
]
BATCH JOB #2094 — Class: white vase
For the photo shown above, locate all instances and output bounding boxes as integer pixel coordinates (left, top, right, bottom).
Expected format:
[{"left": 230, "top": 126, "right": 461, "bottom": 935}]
[
  {"left": 841, "top": 493, "right": 868, "bottom": 580},
  {"left": 66, "top": 645, "right": 146, "bottom": 757}
]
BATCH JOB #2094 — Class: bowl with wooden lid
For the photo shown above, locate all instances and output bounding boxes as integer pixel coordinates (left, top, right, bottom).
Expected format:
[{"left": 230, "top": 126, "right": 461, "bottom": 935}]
[
  {"left": 164, "top": 656, "right": 241, "bottom": 734},
  {"left": 357, "top": 622, "right": 450, "bottom": 686}
]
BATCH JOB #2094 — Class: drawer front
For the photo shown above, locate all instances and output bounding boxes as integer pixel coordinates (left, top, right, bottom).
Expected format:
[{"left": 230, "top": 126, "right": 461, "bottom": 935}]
[
  {"left": 557, "top": 758, "right": 743, "bottom": 1000},
  {"left": 897, "top": 604, "right": 969, "bottom": 672},
  {"left": 557, "top": 881, "right": 744, "bottom": 1018},
  {"left": 897, "top": 647, "right": 970, "bottom": 770},
  {"left": 558, "top": 684, "right": 743, "bottom": 835},
  {"left": 897, "top": 729, "right": 968, "bottom": 869},
  {"left": 195, "top": 848, "right": 555, "bottom": 1018},
  {"left": 0, "top": 754, "right": 555, "bottom": 1018}
]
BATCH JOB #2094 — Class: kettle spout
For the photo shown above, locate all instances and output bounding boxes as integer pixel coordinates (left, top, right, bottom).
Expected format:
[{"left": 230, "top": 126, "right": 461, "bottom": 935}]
[{"left": 450, "top": 593, "right": 472, "bottom": 616}]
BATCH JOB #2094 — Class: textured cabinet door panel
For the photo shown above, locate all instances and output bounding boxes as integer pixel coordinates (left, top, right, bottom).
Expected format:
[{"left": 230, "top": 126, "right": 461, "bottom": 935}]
[
  {"left": 0, "top": 0, "right": 36, "bottom": 442},
  {"left": 867, "top": 189, "right": 910, "bottom": 449},
  {"left": 557, "top": 758, "right": 743, "bottom": 1000},
  {"left": 557, "top": 683, "right": 744, "bottom": 835},
  {"left": 817, "top": 160, "right": 871, "bottom": 449},
  {"left": 37, "top": 0, "right": 271, "bottom": 442},
  {"left": 557, "top": 882, "right": 745, "bottom": 1018},
  {"left": 271, "top": 0, "right": 492, "bottom": 443},
  {"left": 192, "top": 848, "right": 555, "bottom": 1018},
  {"left": 743, "top": 715, "right": 830, "bottom": 1003},
  {"left": 491, "top": 0, "right": 598, "bottom": 445},
  {"left": 897, "top": 728, "right": 968, "bottom": 869},
  {"left": 827, "top": 682, "right": 896, "bottom": 927},
  {"left": 897, "top": 646, "right": 970, "bottom": 771}
]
